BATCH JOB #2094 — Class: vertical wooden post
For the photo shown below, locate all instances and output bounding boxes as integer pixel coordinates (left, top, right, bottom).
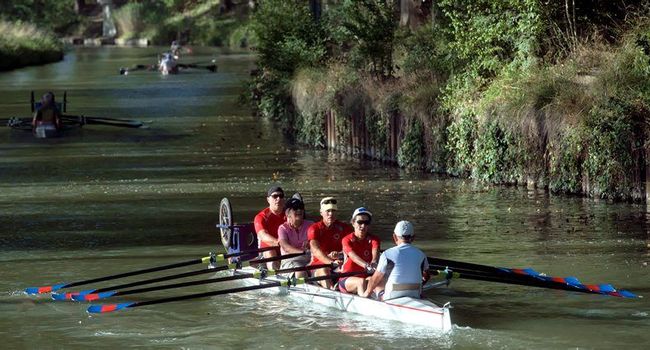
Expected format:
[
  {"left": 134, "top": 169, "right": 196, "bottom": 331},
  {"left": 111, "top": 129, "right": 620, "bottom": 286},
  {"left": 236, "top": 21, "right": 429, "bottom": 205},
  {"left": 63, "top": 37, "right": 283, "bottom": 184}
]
[
  {"left": 326, "top": 109, "right": 331, "bottom": 150},
  {"left": 332, "top": 109, "right": 337, "bottom": 151},
  {"left": 362, "top": 109, "right": 369, "bottom": 158}
]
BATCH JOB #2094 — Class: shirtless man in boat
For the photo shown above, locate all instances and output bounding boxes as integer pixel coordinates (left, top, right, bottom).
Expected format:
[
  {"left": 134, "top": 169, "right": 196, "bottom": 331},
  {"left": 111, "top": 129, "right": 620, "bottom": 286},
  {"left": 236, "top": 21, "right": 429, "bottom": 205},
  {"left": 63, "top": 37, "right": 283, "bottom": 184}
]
[
  {"left": 31, "top": 92, "right": 62, "bottom": 138},
  {"left": 307, "top": 197, "right": 352, "bottom": 288},
  {"left": 254, "top": 186, "right": 286, "bottom": 269},
  {"left": 362, "top": 220, "right": 430, "bottom": 300},
  {"left": 338, "top": 207, "right": 380, "bottom": 296}
]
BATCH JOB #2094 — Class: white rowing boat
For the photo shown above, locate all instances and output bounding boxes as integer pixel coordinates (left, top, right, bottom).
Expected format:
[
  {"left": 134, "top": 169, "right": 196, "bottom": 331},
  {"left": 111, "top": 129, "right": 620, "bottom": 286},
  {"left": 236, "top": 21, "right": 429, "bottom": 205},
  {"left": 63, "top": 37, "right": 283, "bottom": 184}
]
[
  {"left": 217, "top": 197, "right": 452, "bottom": 332},
  {"left": 231, "top": 266, "right": 453, "bottom": 333}
]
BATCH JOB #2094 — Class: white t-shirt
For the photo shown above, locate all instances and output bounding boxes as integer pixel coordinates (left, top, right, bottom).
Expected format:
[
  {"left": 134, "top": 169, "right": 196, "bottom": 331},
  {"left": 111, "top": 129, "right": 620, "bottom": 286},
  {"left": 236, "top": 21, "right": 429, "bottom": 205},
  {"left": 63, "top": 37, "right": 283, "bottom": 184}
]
[{"left": 377, "top": 243, "right": 428, "bottom": 286}]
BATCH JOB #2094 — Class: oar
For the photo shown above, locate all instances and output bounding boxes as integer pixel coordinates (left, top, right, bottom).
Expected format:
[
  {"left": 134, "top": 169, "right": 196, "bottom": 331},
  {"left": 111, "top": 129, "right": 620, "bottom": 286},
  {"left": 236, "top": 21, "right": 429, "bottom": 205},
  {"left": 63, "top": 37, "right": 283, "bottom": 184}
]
[
  {"left": 183, "top": 58, "right": 216, "bottom": 65},
  {"left": 61, "top": 115, "right": 144, "bottom": 128},
  {"left": 429, "top": 269, "right": 638, "bottom": 298},
  {"left": 60, "top": 252, "right": 306, "bottom": 301},
  {"left": 177, "top": 63, "right": 217, "bottom": 72},
  {"left": 87, "top": 271, "right": 365, "bottom": 314},
  {"left": 1, "top": 117, "right": 31, "bottom": 127},
  {"left": 428, "top": 257, "right": 640, "bottom": 298},
  {"left": 119, "top": 64, "right": 156, "bottom": 75},
  {"left": 74, "top": 263, "right": 331, "bottom": 302},
  {"left": 25, "top": 247, "right": 277, "bottom": 295}
]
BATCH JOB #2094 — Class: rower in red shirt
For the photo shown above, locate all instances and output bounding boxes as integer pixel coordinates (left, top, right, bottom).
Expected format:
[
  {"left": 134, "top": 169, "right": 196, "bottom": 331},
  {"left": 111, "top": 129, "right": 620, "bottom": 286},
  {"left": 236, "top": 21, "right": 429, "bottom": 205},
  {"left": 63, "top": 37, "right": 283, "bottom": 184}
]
[
  {"left": 338, "top": 207, "right": 380, "bottom": 296},
  {"left": 308, "top": 196, "right": 352, "bottom": 289},
  {"left": 254, "top": 186, "right": 286, "bottom": 269}
]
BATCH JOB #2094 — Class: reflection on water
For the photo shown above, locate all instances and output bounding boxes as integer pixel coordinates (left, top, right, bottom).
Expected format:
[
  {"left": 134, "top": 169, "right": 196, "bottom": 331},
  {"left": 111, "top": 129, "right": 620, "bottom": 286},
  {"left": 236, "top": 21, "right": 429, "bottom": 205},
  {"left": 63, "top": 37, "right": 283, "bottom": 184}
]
[{"left": 0, "top": 47, "right": 649, "bottom": 349}]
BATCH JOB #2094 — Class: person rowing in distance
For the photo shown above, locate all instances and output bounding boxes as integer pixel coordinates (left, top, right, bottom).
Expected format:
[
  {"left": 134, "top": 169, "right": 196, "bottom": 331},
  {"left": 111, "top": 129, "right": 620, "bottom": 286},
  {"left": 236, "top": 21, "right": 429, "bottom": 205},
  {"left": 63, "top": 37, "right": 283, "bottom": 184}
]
[
  {"left": 170, "top": 40, "right": 181, "bottom": 59},
  {"left": 277, "top": 197, "right": 313, "bottom": 278},
  {"left": 159, "top": 52, "right": 178, "bottom": 75},
  {"left": 307, "top": 197, "right": 352, "bottom": 289},
  {"left": 362, "top": 220, "right": 430, "bottom": 300},
  {"left": 254, "top": 186, "right": 287, "bottom": 269},
  {"left": 338, "top": 207, "right": 380, "bottom": 296},
  {"left": 31, "top": 92, "right": 62, "bottom": 138}
]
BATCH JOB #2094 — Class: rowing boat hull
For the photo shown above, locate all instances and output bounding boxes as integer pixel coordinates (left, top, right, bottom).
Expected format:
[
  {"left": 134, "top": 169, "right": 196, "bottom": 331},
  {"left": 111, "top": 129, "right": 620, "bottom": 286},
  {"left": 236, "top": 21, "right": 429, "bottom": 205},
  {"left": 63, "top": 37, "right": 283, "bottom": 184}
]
[{"left": 234, "top": 267, "right": 452, "bottom": 333}]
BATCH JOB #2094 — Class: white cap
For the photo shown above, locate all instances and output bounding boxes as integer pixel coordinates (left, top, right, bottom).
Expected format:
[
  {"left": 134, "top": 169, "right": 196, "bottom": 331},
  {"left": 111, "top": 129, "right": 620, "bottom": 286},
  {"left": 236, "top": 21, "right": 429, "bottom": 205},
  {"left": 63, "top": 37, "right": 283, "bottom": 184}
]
[
  {"left": 351, "top": 207, "right": 372, "bottom": 221},
  {"left": 394, "top": 220, "right": 414, "bottom": 237},
  {"left": 320, "top": 197, "right": 337, "bottom": 211}
]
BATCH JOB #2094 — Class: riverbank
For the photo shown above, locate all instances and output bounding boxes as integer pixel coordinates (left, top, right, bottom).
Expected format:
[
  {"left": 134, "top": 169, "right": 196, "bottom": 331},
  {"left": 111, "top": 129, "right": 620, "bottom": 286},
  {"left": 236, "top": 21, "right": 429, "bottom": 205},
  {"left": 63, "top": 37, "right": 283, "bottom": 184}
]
[
  {"left": 0, "top": 20, "right": 64, "bottom": 71},
  {"left": 247, "top": 2, "right": 650, "bottom": 202}
]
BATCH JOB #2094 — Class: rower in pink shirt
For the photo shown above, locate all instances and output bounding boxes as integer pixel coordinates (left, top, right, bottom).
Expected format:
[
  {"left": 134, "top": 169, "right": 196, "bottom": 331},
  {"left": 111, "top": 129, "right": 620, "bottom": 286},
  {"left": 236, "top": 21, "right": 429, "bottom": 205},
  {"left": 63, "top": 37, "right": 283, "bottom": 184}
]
[{"left": 277, "top": 198, "right": 313, "bottom": 277}]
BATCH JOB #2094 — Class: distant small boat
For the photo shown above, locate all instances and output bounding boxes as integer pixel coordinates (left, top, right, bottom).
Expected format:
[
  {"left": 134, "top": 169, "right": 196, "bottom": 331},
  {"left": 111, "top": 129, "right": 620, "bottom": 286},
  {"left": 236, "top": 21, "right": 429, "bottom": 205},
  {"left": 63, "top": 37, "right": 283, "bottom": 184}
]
[{"left": 2, "top": 91, "right": 145, "bottom": 138}]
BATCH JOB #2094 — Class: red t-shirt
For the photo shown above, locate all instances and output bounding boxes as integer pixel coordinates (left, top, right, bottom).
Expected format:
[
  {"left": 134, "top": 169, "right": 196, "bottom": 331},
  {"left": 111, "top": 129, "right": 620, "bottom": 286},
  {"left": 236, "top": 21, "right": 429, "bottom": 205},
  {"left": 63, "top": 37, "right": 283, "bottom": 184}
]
[
  {"left": 307, "top": 220, "right": 352, "bottom": 265},
  {"left": 341, "top": 232, "right": 380, "bottom": 275},
  {"left": 254, "top": 207, "right": 286, "bottom": 248}
]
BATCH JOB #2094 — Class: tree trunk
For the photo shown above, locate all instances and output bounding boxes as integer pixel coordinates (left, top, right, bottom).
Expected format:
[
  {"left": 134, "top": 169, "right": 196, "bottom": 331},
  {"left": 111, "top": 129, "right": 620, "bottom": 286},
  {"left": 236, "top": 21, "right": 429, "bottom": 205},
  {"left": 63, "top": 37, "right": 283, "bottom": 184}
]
[
  {"left": 74, "top": 0, "right": 85, "bottom": 14},
  {"left": 310, "top": 0, "right": 322, "bottom": 21},
  {"left": 400, "top": 0, "right": 414, "bottom": 27}
]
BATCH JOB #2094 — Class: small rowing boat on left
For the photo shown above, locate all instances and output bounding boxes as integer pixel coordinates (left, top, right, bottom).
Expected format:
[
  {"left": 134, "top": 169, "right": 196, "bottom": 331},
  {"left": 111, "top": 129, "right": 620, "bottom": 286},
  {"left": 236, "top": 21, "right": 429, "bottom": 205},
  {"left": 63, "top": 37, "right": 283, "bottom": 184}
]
[{"left": 2, "top": 91, "right": 146, "bottom": 138}]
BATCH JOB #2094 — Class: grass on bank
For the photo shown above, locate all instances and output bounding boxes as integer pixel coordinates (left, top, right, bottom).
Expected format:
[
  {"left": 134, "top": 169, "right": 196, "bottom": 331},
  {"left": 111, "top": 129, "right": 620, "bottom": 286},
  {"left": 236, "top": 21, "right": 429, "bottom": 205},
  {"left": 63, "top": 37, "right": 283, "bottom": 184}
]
[{"left": 0, "top": 20, "right": 63, "bottom": 71}]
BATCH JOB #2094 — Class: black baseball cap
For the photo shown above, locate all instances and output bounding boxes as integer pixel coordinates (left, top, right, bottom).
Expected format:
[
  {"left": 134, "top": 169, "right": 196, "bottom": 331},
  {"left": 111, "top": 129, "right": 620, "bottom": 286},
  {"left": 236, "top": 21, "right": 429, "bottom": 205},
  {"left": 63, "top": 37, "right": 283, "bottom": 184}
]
[{"left": 267, "top": 186, "right": 284, "bottom": 197}]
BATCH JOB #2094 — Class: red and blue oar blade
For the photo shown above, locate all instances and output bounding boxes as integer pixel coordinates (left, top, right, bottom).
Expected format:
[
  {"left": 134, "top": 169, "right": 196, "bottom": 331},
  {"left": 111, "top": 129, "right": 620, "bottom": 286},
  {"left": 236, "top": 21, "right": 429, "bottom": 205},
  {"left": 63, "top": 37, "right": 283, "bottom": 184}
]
[
  {"left": 501, "top": 267, "right": 640, "bottom": 298},
  {"left": 25, "top": 283, "right": 67, "bottom": 295},
  {"left": 52, "top": 292, "right": 78, "bottom": 301},
  {"left": 52, "top": 289, "right": 97, "bottom": 301},
  {"left": 87, "top": 302, "right": 135, "bottom": 314},
  {"left": 74, "top": 291, "right": 117, "bottom": 302},
  {"left": 611, "top": 290, "right": 640, "bottom": 298}
]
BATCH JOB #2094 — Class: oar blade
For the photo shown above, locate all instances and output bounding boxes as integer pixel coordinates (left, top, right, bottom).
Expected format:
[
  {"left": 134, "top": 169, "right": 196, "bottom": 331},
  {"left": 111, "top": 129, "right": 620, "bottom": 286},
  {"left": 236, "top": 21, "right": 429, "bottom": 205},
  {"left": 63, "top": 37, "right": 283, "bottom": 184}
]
[
  {"left": 75, "top": 291, "right": 117, "bottom": 302},
  {"left": 613, "top": 290, "right": 640, "bottom": 298},
  {"left": 87, "top": 302, "right": 134, "bottom": 314},
  {"left": 52, "top": 292, "right": 78, "bottom": 301},
  {"left": 594, "top": 284, "right": 616, "bottom": 293},
  {"left": 25, "top": 283, "right": 66, "bottom": 295}
]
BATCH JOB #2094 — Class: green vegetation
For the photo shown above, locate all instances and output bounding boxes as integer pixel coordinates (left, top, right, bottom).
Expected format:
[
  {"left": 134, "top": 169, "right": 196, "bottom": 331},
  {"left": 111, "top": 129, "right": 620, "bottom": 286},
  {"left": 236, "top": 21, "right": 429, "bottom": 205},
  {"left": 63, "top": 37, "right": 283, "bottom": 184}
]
[
  {"left": 0, "top": 20, "right": 63, "bottom": 71},
  {"left": 0, "top": 0, "right": 75, "bottom": 70},
  {"left": 0, "top": 0, "right": 79, "bottom": 34},
  {"left": 247, "top": 0, "right": 650, "bottom": 201},
  {"left": 111, "top": 0, "right": 257, "bottom": 47}
]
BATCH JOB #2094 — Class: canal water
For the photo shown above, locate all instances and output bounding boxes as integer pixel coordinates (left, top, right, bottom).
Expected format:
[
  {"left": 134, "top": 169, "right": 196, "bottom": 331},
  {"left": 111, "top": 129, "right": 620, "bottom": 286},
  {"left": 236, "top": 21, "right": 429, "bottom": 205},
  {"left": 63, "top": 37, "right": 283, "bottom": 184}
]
[{"left": 0, "top": 47, "right": 648, "bottom": 349}]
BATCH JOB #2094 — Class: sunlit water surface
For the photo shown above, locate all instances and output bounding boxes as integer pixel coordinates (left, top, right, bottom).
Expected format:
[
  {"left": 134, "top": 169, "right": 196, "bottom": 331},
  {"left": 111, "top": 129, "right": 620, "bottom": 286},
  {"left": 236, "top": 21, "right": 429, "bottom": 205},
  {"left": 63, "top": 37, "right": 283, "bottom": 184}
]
[{"left": 0, "top": 47, "right": 649, "bottom": 349}]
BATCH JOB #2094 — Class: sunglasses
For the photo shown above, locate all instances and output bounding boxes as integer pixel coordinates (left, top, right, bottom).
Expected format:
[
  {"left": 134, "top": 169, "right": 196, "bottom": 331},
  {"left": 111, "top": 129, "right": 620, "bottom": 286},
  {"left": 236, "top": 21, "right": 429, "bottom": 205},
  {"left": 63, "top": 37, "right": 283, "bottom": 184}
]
[
  {"left": 322, "top": 199, "right": 337, "bottom": 205},
  {"left": 270, "top": 193, "right": 285, "bottom": 199},
  {"left": 355, "top": 220, "right": 371, "bottom": 225}
]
